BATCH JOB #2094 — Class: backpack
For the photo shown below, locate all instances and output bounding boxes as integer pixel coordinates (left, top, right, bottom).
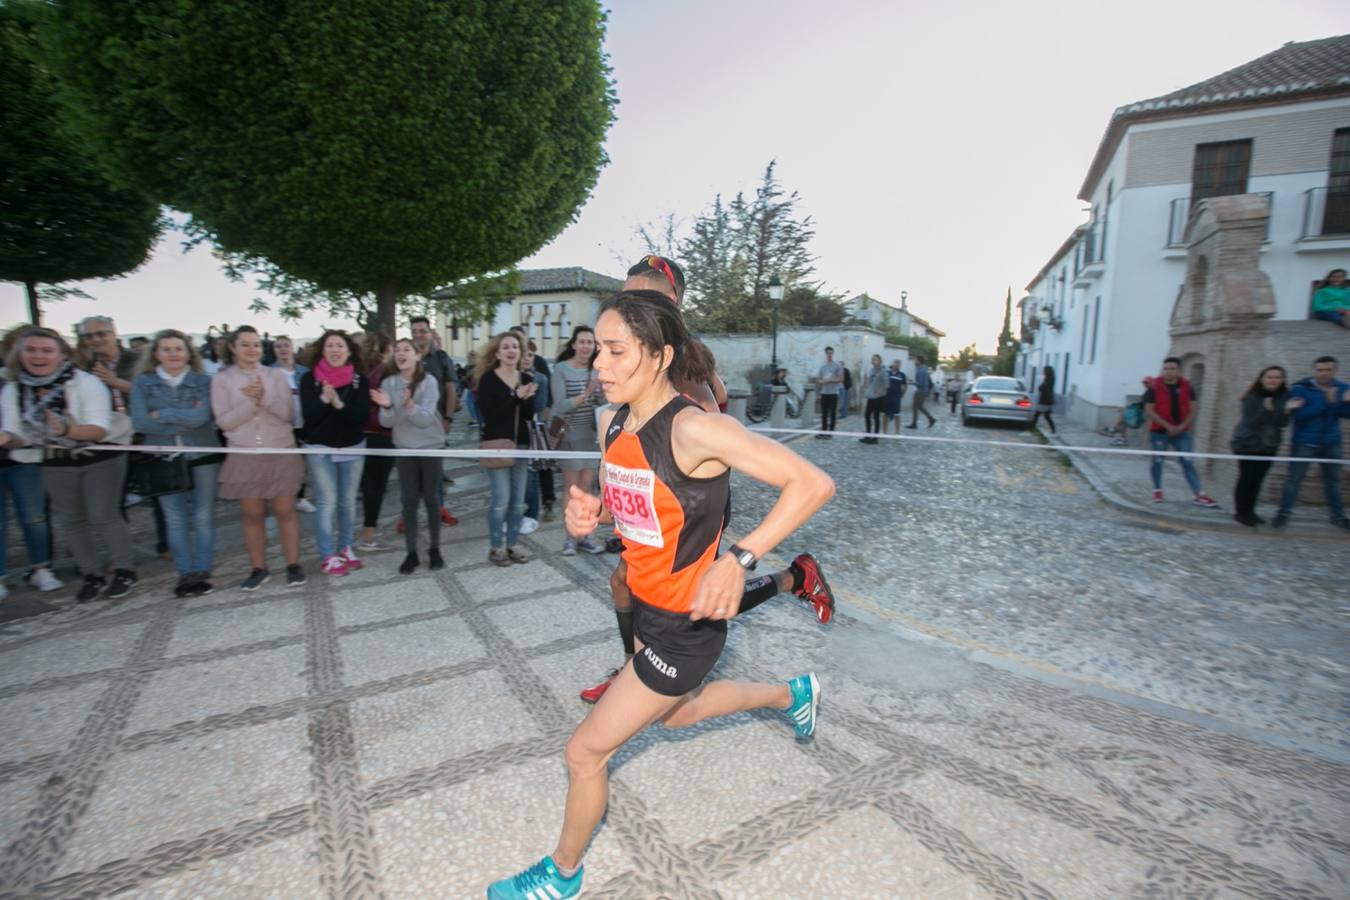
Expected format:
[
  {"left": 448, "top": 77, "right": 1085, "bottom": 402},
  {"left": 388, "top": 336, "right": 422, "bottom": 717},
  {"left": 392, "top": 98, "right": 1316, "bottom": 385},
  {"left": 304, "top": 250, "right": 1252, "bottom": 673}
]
[{"left": 1123, "top": 401, "right": 1145, "bottom": 430}]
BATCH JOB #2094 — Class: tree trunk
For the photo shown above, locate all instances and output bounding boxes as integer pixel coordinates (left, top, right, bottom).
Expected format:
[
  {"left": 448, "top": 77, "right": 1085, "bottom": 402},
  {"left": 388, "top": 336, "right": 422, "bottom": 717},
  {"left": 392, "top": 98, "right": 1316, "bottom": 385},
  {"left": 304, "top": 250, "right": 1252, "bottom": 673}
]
[
  {"left": 24, "top": 281, "right": 41, "bottom": 325},
  {"left": 376, "top": 283, "right": 399, "bottom": 338}
]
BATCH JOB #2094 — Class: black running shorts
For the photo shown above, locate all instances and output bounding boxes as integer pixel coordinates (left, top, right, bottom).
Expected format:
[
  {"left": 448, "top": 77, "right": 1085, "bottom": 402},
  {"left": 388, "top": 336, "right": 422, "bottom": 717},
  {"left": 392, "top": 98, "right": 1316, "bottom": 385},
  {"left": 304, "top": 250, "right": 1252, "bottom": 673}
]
[{"left": 631, "top": 598, "right": 727, "bottom": 696}]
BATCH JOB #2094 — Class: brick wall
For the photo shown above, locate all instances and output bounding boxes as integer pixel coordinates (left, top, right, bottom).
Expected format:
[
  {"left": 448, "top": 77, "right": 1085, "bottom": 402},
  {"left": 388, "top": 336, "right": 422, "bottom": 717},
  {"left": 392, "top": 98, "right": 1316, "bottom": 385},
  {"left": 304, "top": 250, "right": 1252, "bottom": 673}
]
[{"left": 1125, "top": 102, "right": 1350, "bottom": 189}]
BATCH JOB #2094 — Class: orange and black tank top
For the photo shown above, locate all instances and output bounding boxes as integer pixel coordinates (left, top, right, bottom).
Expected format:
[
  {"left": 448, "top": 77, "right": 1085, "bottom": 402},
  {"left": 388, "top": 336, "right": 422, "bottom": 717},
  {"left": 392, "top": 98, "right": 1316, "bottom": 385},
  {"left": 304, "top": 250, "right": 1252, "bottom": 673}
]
[{"left": 602, "top": 395, "right": 730, "bottom": 615}]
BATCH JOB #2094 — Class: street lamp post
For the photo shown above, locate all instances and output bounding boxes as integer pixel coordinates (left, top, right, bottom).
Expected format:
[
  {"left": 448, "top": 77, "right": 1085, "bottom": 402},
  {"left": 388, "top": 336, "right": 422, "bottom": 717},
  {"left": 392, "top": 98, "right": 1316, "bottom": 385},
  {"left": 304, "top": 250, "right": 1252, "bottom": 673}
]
[{"left": 768, "top": 275, "right": 784, "bottom": 370}]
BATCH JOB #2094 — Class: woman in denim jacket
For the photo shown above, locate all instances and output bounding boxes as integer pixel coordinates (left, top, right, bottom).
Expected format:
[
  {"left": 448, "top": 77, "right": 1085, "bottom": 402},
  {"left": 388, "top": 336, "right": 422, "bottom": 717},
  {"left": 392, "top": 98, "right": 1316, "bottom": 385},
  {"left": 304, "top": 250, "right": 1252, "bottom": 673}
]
[{"left": 130, "top": 330, "right": 223, "bottom": 597}]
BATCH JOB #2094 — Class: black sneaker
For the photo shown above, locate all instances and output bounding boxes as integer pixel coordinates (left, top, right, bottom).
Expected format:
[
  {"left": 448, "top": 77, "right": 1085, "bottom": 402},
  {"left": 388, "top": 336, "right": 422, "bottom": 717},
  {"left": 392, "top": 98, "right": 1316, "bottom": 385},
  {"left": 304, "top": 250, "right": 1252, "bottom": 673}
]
[
  {"left": 240, "top": 568, "right": 271, "bottom": 592},
  {"left": 1271, "top": 513, "right": 1289, "bottom": 530},
  {"left": 174, "top": 577, "right": 196, "bottom": 598},
  {"left": 1333, "top": 517, "right": 1350, "bottom": 533},
  {"left": 195, "top": 575, "right": 214, "bottom": 596},
  {"left": 285, "top": 564, "right": 307, "bottom": 588},
  {"left": 105, "top": 569, "right": 137, "bottom": 600},
  {"left": 399, "top": 552, "right": 419, "bottom": 575},
  {"left": 427, "top": 548, "right": 445, "bottom": 571},
  {"left": 604, "top": 536, "right": 624, "bottom": 554},
  {"left": 77, "top": 575, "right": 106, "bottom": 603}
]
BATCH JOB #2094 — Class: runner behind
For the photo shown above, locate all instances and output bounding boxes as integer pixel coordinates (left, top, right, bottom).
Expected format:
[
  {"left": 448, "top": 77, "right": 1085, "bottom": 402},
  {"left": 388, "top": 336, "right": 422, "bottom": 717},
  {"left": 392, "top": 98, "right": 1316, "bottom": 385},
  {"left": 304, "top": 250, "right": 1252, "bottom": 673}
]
[{"left": 487, "top": 290, "right": 834, "bottom": 899}]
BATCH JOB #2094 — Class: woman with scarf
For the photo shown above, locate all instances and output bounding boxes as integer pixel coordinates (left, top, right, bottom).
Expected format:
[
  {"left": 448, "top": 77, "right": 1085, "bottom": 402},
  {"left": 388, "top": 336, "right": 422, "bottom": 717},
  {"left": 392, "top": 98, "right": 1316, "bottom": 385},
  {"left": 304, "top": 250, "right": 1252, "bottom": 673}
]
[
  {"left": 130, "top": 330, "right": 223, "bottom": 597},
  {"left": 300, "top": 330, "right": 370, "bottom": 576},
  {"left": 212, "top": 326, "right": 307, "bottom": 591},
  {"left": 0, "top": 327, "right": 136, "bottom": 603}
]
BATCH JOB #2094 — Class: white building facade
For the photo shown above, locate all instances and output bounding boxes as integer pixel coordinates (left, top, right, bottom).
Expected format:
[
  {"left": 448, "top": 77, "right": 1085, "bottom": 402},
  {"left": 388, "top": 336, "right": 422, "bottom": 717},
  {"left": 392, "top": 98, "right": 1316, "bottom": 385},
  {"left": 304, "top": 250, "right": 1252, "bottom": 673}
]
[{"left": 1017, "top": 35, "right": 1350, "bottom": 427}]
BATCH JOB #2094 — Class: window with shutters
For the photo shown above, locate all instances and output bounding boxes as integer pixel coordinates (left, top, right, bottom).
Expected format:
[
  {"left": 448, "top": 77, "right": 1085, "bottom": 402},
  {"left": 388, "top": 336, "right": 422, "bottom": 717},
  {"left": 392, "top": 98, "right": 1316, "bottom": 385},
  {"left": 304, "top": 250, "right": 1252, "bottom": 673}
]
[
  {"left": 1323, "top": 128, "right": 1350, "bottom": 235},
  {"left": 1191, "top": 139, "right": 1252, "bottom": 205}
]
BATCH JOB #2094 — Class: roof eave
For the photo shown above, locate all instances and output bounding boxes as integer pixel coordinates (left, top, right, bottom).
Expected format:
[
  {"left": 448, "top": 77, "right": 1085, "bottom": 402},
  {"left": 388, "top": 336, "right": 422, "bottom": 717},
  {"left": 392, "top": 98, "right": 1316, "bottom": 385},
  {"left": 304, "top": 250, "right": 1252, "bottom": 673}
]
[{"left": 1077, "top": 85, "right": 1350, "bottom": 200}]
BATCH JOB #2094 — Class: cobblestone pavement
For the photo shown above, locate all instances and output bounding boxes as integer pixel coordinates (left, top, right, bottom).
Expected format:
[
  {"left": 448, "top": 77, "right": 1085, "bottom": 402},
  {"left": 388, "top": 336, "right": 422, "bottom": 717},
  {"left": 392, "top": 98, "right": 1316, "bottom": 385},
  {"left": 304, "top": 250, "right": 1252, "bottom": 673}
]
[{"left": 0, "top": 421, "right": 1347, "bottom": 898}]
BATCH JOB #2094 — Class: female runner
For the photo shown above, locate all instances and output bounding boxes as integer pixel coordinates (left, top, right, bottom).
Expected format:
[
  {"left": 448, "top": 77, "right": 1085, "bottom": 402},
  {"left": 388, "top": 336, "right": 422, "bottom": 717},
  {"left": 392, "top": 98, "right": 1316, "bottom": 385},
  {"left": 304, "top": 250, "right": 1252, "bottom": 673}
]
[{"left": 488, "top": 291, "right": 834, "bottom": 899}]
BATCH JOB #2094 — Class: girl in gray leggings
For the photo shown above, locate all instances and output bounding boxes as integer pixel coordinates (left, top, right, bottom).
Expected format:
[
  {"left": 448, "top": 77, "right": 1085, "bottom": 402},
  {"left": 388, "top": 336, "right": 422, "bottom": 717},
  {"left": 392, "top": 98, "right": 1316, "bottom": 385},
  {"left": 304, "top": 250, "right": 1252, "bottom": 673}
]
[{"left": 375, "top": 339, "right": 446, "bottom": 574}]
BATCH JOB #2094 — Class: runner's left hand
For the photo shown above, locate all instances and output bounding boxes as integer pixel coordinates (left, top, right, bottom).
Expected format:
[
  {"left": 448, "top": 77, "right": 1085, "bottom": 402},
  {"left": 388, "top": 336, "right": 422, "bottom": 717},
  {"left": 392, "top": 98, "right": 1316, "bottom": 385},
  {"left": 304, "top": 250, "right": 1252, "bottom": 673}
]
[
  {"left": 689, "top": 555, "right": 745, "bottom": 622},
  {"left": 564, "top": 485, "right": 601, "bottom": 538}
]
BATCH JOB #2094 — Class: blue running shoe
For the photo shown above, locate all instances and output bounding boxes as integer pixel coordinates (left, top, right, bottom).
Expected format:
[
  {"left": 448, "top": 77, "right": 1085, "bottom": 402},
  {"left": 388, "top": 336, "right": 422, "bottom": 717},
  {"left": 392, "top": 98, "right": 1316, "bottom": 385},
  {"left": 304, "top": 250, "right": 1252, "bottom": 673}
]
[
  {"left": 487, "top": 856, "right": 582, "bottom": 899},
  {"left": 785, "top": 672, "right": 820, "bottom": 738}
]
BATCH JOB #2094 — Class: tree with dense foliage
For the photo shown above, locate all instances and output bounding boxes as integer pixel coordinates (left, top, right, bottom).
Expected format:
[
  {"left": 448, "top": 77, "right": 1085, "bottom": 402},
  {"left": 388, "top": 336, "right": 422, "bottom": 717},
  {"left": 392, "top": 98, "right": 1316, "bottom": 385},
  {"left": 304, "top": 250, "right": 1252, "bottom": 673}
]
[
  {"left": 942, "top": 343, "right": 981, "bottom": 372},
  {"left": 0, "top": 0, "right": 160, "bottom": 324},
  {"left": 659, "top": 162, "right": 844, "bottom": 332},
  {"left": 41, "top": 1, "right": 615, "bottom": 336},
  {"left": 993, "top": 288, "right": 1017, "bottom": 375}
]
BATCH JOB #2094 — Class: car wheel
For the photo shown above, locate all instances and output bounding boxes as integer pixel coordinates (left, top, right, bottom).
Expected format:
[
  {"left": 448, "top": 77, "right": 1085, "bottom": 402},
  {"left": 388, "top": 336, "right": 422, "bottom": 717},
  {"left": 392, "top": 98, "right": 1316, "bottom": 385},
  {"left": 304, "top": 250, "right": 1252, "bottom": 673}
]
[{"left": 961, "top": 414, "right": 971, "bottom": 427}]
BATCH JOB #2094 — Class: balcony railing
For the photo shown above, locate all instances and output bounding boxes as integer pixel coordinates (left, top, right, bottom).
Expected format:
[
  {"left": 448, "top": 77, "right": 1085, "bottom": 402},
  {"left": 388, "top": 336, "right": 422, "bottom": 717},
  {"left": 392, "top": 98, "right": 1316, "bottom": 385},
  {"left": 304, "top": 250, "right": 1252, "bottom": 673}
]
[
  {"left": 1165, "top": 191, "right": 1273, "bottom": 247},
  {"left": 1073, "top": 221, "right": 1105, "bottom": 275},
  {"left": 1299, "top": 186, "right": 1350, "bottom": 240}
]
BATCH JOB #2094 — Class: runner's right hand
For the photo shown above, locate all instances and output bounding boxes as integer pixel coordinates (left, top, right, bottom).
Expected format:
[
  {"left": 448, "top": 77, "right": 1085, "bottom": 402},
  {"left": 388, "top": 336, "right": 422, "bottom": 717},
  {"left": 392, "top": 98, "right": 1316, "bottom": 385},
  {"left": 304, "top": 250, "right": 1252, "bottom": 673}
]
[{"left": 565, "top": 485, "right": 601, "bottom": 538}]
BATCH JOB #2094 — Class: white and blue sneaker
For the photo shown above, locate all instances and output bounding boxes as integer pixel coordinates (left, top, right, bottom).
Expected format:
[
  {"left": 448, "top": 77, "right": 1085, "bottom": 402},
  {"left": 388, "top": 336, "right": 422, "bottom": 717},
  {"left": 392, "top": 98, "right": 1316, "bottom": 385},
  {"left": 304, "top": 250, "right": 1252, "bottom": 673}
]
[
  {"left": 487, "top": 855, "right": 582, "bottom": 899},
  {"left": 785, "top": 672, "right": 820, "bottom": 739}
]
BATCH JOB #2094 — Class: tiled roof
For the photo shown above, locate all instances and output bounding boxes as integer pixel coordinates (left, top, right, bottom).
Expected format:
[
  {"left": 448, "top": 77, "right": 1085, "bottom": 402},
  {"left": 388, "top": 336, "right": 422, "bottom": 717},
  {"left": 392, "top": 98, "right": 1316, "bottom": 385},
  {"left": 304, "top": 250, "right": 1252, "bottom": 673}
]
[
  {"left": 516, "top": 267, "right": 622, "bottom": 295},
  {"left": 1079, "top": 34, "right": 1350, "bottom": 199}
]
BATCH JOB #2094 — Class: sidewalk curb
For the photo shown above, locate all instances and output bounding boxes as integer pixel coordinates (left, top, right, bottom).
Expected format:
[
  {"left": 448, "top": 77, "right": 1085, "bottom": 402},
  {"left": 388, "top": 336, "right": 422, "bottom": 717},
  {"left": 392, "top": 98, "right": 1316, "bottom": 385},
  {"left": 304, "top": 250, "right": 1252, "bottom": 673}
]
[{"left": 1038, "top": 426, "right": 1345, "bottom": 540}]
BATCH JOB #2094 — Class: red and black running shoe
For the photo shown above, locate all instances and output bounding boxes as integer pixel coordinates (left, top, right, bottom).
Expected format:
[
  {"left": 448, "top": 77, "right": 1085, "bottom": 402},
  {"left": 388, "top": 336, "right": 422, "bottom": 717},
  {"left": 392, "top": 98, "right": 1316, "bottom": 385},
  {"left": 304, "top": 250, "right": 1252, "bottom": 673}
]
[
  {"left": 579, "top": 668, "right": 620, "bottom": 703},
  {"left": 791, "top": 553, "right": 835, "bottom": 625}
]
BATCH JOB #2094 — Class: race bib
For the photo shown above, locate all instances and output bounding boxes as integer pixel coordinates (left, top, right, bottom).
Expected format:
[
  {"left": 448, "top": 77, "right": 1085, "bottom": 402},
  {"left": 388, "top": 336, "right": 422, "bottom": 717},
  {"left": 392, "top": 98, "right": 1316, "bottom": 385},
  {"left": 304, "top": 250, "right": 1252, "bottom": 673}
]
[{"left": 603, "top": 461, "right": 663, "bottom": 548}]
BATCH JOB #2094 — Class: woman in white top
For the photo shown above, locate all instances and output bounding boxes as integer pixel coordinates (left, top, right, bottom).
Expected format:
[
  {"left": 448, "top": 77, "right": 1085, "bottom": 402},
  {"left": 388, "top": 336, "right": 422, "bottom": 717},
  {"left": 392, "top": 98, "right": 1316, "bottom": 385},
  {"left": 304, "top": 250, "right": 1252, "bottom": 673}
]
[{"left": 0, "top": 327, "right": 134, "bottom": 603}]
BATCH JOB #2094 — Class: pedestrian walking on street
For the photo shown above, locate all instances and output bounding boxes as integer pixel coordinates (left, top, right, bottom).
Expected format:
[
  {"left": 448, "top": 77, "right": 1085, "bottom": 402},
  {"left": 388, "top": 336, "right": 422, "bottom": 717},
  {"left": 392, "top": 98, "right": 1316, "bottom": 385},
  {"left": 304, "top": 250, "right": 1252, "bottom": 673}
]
[
  {"left": 1031, "top": 365, "right": 1057, "bottom": 433},
  {"left": 861, "top": 354, "right": 887, "bottom": 443},
  {"left": 907, "top": 357, "right": 936, "bottom": 428},
  {"left": 816, "top": 346, "right": 843, "bottom": 437},
  {"left": 374, "top": 339, "right": 446, "bottom": 573},
  {"left": 945, "top": 374, "right": 962, "bottom": 414},
  {"left": 883, "top": 360, "right": 907, "bottom": 433},
  {"left": 487, "top": 290, "right": 834, "bottom": 900},
  {"left": 1230, "top": 365, "right": 1291, "bottom": 527},
  {"left": 1271, "top": 355, "right": 1350, "bottom": 530},
  {"left": 840, "top": 363, "right": 852, "bottom": 421},
  {"left": 1144, "top": 356, "right": 1219, "bottom": 508}
]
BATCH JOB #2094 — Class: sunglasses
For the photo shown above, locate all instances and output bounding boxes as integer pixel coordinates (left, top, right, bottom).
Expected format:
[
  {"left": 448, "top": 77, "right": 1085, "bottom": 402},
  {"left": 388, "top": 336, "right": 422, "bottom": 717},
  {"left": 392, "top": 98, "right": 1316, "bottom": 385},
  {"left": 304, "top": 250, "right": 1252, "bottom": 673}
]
[{"left": 643, "top": 256, "right": 678, "bottom": 294}]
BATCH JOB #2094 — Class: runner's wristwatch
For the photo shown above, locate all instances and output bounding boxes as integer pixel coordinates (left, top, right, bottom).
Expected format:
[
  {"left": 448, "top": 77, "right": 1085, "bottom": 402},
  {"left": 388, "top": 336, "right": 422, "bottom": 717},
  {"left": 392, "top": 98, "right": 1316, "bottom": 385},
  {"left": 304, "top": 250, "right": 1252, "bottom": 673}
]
[{"left": 727, "top": 544, "right": 758, "bottom": 571}]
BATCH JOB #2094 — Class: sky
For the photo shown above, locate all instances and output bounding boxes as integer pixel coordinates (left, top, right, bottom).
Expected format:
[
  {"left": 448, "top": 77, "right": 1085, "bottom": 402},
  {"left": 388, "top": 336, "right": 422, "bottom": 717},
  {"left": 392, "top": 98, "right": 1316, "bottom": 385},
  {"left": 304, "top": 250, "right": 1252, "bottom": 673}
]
[{"left": 4, "top": 0, "right": 1348, "bottom": 354}]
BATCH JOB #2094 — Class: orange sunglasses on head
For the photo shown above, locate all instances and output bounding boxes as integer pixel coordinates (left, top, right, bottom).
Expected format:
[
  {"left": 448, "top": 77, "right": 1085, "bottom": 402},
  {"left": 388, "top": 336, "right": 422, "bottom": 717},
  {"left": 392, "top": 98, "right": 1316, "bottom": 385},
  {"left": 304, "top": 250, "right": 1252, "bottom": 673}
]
[{"left": 643, "top": 255, "right": 678, "bottom": 294}]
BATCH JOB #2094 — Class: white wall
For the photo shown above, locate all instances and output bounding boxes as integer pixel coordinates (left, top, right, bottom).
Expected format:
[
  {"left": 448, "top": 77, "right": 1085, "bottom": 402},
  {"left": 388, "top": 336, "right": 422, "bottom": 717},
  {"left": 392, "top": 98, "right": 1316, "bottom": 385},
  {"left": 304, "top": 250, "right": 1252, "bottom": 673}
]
[{"left": 697, "top": 326, "right": 892, "bottom": 393}]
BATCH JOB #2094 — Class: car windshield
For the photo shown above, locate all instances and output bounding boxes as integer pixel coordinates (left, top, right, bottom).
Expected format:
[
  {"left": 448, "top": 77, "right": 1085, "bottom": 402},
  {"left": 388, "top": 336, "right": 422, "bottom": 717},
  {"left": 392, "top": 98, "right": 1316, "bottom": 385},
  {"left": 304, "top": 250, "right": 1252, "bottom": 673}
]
[{"left": 975, "top": 377, "right": 1022, "bottom": 392}]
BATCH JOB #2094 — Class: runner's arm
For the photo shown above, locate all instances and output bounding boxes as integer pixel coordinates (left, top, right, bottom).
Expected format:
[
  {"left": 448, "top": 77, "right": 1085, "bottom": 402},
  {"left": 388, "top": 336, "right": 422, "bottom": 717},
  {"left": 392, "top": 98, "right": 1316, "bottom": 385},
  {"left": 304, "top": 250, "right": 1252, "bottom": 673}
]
[{"left": 673, "top": 410, "right": 834, "bottom": 620}]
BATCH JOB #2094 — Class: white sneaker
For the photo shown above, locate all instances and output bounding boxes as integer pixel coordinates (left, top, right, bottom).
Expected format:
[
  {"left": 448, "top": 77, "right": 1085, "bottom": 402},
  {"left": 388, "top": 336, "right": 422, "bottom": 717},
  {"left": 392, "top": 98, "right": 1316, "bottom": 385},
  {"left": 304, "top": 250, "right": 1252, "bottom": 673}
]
[
  {"left": 29, "top": 567, "right": 63, "bottom": 592},
  {"left": 296, "top": 498, "right": 316, "bottom": 513},
  {"left": 519, "top": 516, "right": 539, "bottom": 535}
]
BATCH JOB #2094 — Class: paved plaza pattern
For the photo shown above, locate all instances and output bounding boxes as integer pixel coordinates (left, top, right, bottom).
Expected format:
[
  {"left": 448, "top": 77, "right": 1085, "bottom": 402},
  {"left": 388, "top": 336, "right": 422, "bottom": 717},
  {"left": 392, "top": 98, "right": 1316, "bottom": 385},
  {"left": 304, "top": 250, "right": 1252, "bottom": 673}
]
[{"left": 0, "top": 422, "right": 1348, "bottom": 898}]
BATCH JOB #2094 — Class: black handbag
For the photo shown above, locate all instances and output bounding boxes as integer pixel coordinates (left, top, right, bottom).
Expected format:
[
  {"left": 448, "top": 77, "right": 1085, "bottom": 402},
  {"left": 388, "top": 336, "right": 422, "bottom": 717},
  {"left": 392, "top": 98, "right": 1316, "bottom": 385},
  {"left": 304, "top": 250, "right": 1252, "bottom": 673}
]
[{"left": 127, "top": 446, "right": 192, "bottom": 497}]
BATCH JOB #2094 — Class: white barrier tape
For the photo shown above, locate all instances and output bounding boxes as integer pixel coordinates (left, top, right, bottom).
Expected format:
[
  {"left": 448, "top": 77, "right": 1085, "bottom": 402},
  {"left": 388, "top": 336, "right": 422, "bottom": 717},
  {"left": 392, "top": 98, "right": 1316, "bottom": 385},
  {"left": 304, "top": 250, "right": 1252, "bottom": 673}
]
[
  {"left": 86, "top": 443, "right": 600, "bottom": 460},
  {"left": 741, "top": 425, "right": 1350, "bottom": 466},
  {"left": 83, "top": 428, "right": 1350, "bottom": 467}
]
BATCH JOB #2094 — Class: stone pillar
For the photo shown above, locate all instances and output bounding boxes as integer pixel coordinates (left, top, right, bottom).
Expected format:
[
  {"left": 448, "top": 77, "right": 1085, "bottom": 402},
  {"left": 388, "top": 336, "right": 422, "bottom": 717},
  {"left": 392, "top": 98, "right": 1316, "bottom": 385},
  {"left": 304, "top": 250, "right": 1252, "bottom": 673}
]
[
  {"left": 725, "top": 388, "right": 750, "bottom": 423},
  {"left": 801, "top": 383, "right": 817, "bottom": 425},
  {"left": 769, "top": 385, "right": 789, "bottom": 429}
]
